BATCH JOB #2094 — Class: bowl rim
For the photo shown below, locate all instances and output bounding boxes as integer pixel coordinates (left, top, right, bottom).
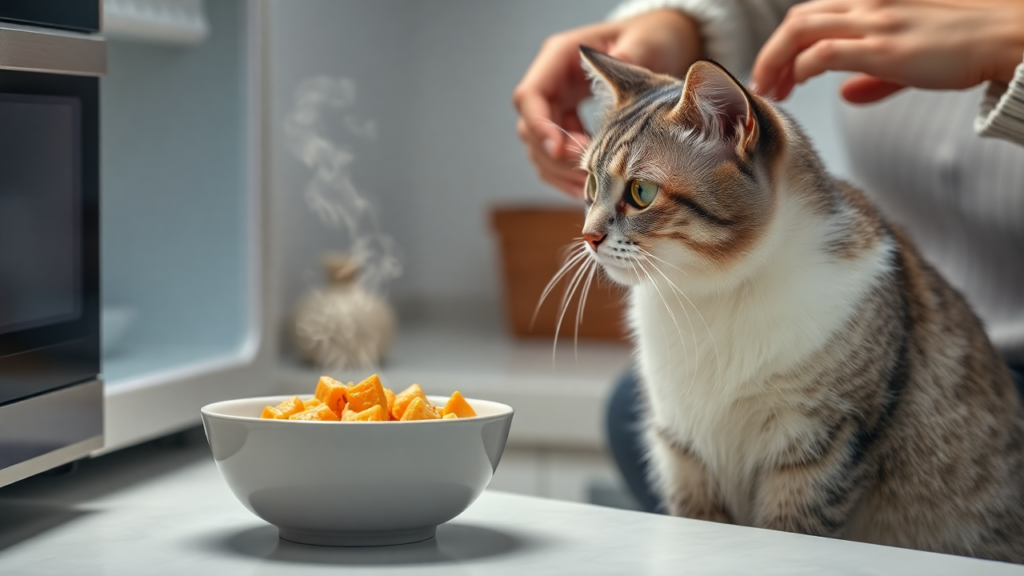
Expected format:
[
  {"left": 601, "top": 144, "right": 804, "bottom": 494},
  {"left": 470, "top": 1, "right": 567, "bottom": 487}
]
[{"left": 201, "top": 394, "right": 513, "bottom": 425}]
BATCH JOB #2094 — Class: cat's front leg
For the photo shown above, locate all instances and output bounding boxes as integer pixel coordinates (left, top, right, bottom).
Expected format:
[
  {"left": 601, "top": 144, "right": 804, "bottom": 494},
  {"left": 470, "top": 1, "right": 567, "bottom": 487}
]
[
  {"left": 751, "top": 418, "right": 869, "bottom": 537},
  {"left": 646, "top": 427, "right": 731, "bottom": 522}
]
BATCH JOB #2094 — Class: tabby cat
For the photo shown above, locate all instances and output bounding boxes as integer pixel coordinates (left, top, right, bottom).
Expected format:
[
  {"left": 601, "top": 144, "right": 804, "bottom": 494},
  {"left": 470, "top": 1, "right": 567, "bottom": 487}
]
[{"left": 574, "top": 46, "right": 1024, "bottom": 562}]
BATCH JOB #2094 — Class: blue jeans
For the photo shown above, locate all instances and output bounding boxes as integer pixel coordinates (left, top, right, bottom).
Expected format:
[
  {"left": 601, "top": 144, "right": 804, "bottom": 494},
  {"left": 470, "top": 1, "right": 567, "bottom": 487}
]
[{"left": 605, "top": 362, "right": 1024, "bottom": 514}]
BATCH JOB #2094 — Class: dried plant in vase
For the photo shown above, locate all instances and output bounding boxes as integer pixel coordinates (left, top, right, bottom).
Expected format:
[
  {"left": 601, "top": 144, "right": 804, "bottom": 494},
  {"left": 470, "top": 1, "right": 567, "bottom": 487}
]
[{"left": 293, "top": 253, "right": 396, "bottom": 369}]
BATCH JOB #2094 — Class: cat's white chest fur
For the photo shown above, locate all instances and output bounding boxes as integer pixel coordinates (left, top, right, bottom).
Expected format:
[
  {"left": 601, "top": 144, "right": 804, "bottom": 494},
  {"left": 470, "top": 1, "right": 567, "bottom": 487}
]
[{"left": 627, "top": 198, "right": 894, "bottom": 523}]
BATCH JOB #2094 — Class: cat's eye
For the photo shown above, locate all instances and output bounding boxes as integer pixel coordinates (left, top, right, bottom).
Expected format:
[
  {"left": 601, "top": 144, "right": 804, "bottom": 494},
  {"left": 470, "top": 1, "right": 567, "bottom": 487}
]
[
  {"left": 629, "top": 180, "right": 660, "bottom": 208},
  {"left": 585, "top": 173, "right": 597, "bottom": 202}
]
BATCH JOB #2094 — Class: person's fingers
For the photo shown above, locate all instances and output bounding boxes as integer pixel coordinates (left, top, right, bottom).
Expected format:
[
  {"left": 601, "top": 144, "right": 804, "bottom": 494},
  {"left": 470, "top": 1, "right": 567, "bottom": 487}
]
[
  {"left": 528, "top": 149, "right": 586, "bottom": 185},
  {"left": 608, "top": 25, "right": 664, "bottom": 67},
  {"left": 527, "top": 146, "right": 587, "bottom": 197},
  {"left": 515, "top": 91, "right": 563, "bottom": 157},
  {"left": 753, "top": 13, "right": 862, "bottom": 97},
  {"left": 514, "top": 32, "right": 592, "bottom": 159},
  {"left": 558, "top": 111, "right": 589, "bottom": 158},
  {"left": 608, "top": 8, "right": 705, "bottom": 78},
  {"left": 772, "top": 62, "right": 796, "bottom": 101},
  {"left": 839, "top": 74, "right": 906, "bottom": 104},
  {"left": 562, "top": 110, "right": 585, "bottom": 135},
  {"left": 527, "top": 160, "right": 585, "bottom": 196},
  {"left": 791, "top": 38, "right": 880, "bottom": 85},
  {"left": 522, "top": 131, "right": 588, "bottom": 190},
  {"left": 553, "top": 175, "right": 588, "bottom": 198}
]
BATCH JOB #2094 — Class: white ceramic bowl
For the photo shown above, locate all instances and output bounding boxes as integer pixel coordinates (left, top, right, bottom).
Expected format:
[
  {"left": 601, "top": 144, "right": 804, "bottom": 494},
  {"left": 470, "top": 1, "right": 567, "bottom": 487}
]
[{"left": 201, "top": 395, "right": 513, "bottom": 547}]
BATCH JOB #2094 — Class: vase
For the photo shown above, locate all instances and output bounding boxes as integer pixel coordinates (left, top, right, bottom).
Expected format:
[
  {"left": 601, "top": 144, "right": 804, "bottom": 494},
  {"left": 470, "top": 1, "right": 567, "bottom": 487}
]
[{"left": 293, "top": 253, "right": 396, "bottom": 369}]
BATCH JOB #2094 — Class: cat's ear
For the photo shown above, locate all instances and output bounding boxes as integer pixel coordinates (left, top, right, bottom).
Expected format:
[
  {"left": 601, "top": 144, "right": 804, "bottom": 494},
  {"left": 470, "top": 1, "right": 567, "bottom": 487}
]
[
  {"left": 579, "top": 46, "right": 664, "bottom": 108},
  {"left": 671, "top": 60, "right": 758, "bottom": 157}
]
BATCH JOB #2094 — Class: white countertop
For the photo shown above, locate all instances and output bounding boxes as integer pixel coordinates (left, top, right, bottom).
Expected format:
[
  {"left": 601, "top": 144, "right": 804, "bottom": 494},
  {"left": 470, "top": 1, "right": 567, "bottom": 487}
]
[{"left": 1, "top": 433, "right": 1022, "bottom": 575}]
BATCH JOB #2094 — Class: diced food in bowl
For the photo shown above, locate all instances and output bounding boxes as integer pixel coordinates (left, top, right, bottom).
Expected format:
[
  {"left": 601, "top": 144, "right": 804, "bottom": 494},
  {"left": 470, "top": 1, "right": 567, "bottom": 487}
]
[
  {"left": 343, "top": 404, "right": 387, "bottom": 422},
  {"left": 314, "top": 376, "right": 348, "bottom": 413},
  {"left": 289, "top": 404, "right": 340, "bottom": 421},
  {"left": 443, "top": 390, "right": 476, "bottom": 419},
  {"left": 346, "top": 374, "right": 389, "bottom": 414},
  {"left": 259, "top": 374, "right": 477, "bottom": 422},
  {"left": 400, "top": 396, "right": 440, "bottom": 421},
  {"left": 260, "top": 396, "right": 304, "bottom": 420},
  {"left": 392, "top": 383, "right": 427, "bottom": 420}
]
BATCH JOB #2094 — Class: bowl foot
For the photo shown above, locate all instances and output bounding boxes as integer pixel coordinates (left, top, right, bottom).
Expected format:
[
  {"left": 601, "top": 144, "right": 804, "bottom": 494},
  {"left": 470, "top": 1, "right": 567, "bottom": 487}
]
[{"left": 278, "top": 526, "right": 437, "bottom": 547}]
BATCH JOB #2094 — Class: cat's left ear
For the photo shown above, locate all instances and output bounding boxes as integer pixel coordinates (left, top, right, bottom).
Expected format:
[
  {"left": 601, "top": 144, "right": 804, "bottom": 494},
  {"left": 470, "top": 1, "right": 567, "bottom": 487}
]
[
  {"left": 671, "top": 60, "right": 759, "bottom": 158},
  {"left": 579, "top": 46, "right": 667, "bottom": 109}
]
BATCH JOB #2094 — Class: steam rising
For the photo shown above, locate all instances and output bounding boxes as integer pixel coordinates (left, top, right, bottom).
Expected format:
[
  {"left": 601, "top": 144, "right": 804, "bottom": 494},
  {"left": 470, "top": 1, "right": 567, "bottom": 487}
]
[{"left": 284, "top": 76, "right": 401, "bottom": 292}]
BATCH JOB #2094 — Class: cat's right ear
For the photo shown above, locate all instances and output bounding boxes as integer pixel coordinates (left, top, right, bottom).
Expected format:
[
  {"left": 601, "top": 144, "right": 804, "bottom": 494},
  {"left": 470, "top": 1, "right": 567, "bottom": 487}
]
[
  {"left": 671, "top": 60, "right": 759, "bottom": 158},
  {"left": 579, "top": 46, "right": 664, "bottom": 109}
]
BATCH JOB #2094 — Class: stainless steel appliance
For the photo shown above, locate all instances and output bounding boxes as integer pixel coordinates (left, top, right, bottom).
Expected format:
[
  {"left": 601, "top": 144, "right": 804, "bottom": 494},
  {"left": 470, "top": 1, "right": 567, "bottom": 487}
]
[{"left": 0, "top": 1, "right": 105, "bottom": 487}]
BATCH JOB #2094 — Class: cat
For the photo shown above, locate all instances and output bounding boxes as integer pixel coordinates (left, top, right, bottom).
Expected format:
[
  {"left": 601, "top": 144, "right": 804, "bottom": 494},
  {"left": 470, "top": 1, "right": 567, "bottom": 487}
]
[{"left": 573, "top": 46, "right": 1024, "bottom": 563}]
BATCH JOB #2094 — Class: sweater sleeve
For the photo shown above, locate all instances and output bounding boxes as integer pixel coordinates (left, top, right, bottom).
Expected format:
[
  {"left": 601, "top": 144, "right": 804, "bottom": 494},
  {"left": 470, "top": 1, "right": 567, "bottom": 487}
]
[
  {"left": 608, "top": 0, "right": 806, "bottom": 79},
  {"left": 975, "top": 56, "right": 1024, "bottom": 148}
]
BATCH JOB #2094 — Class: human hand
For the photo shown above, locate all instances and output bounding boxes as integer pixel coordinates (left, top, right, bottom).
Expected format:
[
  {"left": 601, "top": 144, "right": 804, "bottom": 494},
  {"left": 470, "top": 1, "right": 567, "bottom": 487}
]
[
  {"left": 513, "top": 9, "right": 703, "bottom": 196},
  {"left": 751, "top": 0, "right": 1024, "bottom": 104}
]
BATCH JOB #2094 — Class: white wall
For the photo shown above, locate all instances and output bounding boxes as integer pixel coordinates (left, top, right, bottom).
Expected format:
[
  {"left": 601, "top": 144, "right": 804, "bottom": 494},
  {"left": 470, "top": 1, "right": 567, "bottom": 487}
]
[
  {"left": 268, "top": 0, "right": 851, "bottom": 328},
  {"left": 267, "top": 0, "right": 417, "bottom": 335}
]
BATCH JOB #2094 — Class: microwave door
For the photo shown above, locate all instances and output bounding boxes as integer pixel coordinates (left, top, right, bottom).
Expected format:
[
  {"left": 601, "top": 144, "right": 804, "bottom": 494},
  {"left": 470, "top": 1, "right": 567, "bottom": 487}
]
[{"left": 0, "top": 21, "right": 104, "bottom": 488}]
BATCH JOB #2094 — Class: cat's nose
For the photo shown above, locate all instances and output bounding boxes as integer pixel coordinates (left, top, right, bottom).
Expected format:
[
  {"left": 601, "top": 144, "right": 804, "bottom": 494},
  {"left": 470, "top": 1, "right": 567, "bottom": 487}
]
[{"left": 584, "top": 232, "right": 607, "bottom": 251}]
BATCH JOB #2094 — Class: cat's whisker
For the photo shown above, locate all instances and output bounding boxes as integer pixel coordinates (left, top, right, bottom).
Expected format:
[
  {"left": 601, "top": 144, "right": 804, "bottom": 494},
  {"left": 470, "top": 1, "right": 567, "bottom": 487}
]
[
  {"left": 640, "top": 255, "right": 723, "bottom": 392},
  {"left": 552, "top": 255, "right": 593, "bottom": 364},
  {"left": 574, "top": 260, "right": 598, "bottom": 365},
  {"left": 532, "top": 246, "right": 588, "bottom": 330},
  {"left": 626, "top": 259, "right": 674, "bottom": 364},
  {"left": 537, "top": 116, "right": 588, "bottom": 156},
  {"left": 634, "top": 258, "right": 693, "bottom": 389},
  {"left": 640, "top": 257, "right": 699, "bottom": 387},
  {"left": 636, "top": 247, "right": 689, "bottom": 277},
  {"left": 555, "top": 251, "right": 590, "bottom": 323}
]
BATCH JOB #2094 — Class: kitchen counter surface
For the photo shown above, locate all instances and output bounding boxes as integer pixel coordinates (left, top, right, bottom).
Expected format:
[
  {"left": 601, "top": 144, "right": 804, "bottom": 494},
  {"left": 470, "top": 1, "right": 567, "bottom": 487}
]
[{"left": 1, "top": 432, "right": 1022, "bottom": 576}]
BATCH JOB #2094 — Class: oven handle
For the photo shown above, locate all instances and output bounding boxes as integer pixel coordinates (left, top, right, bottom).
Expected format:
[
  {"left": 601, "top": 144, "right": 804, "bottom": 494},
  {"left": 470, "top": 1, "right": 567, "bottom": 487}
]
[{"left": 0, "top": 24, "right": 105, "bottom": 77}]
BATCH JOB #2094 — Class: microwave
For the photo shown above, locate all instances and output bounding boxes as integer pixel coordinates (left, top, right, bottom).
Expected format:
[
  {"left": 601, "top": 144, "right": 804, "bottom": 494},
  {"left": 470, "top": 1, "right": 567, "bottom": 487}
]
[{"left": 0, "top": 3, "right": 105, "bottom": 487}]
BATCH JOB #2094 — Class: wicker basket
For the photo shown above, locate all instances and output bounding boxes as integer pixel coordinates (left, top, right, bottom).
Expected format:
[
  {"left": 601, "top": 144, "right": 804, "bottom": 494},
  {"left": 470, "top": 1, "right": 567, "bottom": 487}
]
[{"left": 490, "top": 206, "right": 629, "bottom": 341}]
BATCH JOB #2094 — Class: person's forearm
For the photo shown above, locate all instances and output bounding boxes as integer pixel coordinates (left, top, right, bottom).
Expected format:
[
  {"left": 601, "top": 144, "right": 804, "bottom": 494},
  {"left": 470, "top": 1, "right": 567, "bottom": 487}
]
[{"left": 609, "top": 0, "right": 807, "bottom": 78}]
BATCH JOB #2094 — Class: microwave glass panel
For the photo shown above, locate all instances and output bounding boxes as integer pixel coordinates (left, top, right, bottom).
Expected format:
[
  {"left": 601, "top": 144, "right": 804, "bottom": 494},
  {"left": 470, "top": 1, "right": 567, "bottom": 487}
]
[{"left": 0, "top": 94, "right": 81, "bottom": 335}]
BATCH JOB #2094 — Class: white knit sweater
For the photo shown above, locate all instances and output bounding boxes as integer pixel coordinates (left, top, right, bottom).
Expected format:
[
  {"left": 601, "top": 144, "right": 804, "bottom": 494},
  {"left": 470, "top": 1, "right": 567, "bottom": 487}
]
[{"left": 612, "top": 0, "right": 1024, "bottom": 360}]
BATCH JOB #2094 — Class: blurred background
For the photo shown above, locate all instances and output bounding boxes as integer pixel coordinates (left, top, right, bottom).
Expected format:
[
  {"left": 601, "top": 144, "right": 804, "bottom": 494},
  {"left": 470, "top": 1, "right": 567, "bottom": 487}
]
[{"left": 99, "top": 0, "right": 852, "bottom": 509}]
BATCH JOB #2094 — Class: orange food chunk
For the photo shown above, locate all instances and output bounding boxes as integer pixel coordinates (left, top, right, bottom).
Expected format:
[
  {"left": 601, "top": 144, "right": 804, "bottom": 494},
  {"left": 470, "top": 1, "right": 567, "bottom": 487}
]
[
  {"left": 443, "top": 391, "right": 476, "bottom": 419},
  {"left": 273, "top": 396, "right": 305, "bottom": 419},
  {"left": 384, "top": 388, "right": 396, "bottom": 420},
  {"left": 279, "top": 373, "right": 488, "bottom": 424},
  {"left": 346, "top": 374, "right": 388, "bottom": 414},
  {"left": 400, "top": 396, "right": 440, "bottom": 421},
  {"left": 314, "top": 376, "right": 348, "bottom": 414},
  {"left": 343, "top": 404, "right": 386, "bottom": 422},
  {"left": 316, "top": 404, "right": 340, "bottom": 421},
  {"left": 289, "top": 404, "right": 340, "bottom": 421},
  {"left": 391, "top": 384, "right": 428, "bottom": 420},
  {"left": 314, "top": 375, "right": 343, "bottom": 399}
]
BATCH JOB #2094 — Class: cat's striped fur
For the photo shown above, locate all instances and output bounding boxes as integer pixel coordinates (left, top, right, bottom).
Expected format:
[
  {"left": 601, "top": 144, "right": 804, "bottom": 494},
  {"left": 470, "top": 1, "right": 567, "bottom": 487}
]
[{"left": 576, "top": 47, "right": 1024, "bottom": 562}]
